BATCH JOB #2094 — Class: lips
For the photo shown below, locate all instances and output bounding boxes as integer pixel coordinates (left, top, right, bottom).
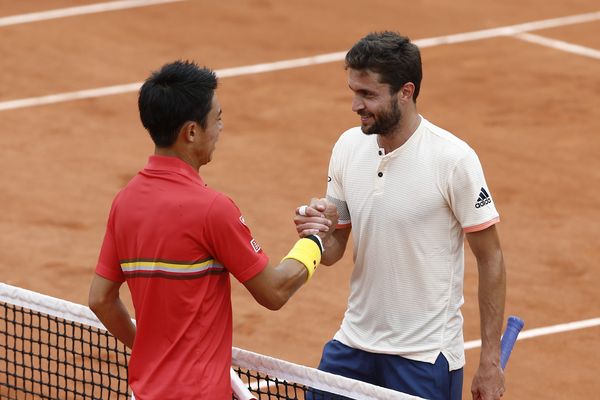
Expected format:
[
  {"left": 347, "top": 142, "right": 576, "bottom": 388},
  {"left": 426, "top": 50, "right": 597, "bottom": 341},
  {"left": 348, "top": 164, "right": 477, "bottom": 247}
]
[{"left": 359, "top": 113, "right": 373, "bottom": 123}]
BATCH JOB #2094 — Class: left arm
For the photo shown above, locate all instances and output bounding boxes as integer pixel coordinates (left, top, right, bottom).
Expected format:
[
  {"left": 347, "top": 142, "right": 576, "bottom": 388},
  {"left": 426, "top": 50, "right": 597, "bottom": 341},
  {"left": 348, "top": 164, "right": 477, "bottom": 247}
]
[
  {"left": 88, "top": 274, "right": 136, "bottom": 349},
  {"left": 466, "top": 224, "right": 506, "bottom": 400}
]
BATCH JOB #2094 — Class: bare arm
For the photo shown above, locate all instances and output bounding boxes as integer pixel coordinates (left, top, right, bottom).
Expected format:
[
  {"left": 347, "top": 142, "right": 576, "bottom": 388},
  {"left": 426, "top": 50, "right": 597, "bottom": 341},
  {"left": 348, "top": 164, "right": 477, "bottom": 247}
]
[
  {"left": 320, "top": 227, "right": 351, "bottom": 265},
  {"left": 243, "top": 259, "right": 310, "bottom": 310},
  {"left": 88, "top": 274, "right": 136, "bottom": 349},
  {"left": 467, "top": 225, "right": 506, "bottom": 400}
]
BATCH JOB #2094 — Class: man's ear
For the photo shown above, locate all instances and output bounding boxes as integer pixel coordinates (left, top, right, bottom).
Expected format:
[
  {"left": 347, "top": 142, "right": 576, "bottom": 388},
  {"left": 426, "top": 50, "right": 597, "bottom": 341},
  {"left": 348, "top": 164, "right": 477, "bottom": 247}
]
[
  {"left": 180, "top": 121, "right": 199, "bottom": 143},
  {"left": 399, "top": 82, "right": 415, "bottom": 101}
]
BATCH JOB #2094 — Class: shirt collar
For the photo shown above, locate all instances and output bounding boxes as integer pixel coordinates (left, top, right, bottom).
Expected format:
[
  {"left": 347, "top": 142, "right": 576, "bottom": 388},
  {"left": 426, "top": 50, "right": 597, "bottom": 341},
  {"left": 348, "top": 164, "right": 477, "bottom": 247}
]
[{"left": 144, "top": 155, "right": 205, "bottom": 185}]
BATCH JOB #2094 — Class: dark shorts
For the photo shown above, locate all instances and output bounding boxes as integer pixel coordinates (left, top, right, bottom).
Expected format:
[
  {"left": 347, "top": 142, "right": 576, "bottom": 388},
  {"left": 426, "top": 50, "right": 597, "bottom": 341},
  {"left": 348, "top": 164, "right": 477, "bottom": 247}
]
[{"left": 308, "top": 339, "right": 463, "bottom": 400}]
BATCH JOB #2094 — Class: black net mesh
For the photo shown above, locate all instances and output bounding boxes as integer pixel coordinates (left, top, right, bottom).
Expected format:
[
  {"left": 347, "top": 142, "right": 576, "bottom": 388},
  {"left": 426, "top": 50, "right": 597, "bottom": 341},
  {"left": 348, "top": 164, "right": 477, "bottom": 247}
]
[{"left": 0, "top": 301, "right": 130, "bottom": 400}]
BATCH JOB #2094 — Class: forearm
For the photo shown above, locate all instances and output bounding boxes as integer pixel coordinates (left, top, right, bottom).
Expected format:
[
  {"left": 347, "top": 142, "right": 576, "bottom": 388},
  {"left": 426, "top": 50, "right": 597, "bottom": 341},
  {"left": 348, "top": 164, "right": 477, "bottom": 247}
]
[
  {"left": 468, "top": 226, "right": 506, "bottom": 399},
  {"left": 478, "top": 249, "right": 506, "bottom": 364},
  {"left": 271, "top": 259, "right": 312, "bottom": 307},
  {"left": 320, "top": 233, "right": 346, "bottom": 265},
  {"left": 245, "top": 236, "right": 324, "bottom": 310},
  {"left": 91, "top": 298, "right": 136, "bottom": 349},
  {"left": 245, "top": 259, "right": 309, "bottom": 310}
]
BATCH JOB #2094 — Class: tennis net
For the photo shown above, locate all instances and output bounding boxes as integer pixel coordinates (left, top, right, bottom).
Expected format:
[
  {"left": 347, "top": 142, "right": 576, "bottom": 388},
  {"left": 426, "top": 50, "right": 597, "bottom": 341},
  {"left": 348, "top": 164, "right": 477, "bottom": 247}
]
[{"left": 0, "top": 282, "right": 422, "bottom": 400}]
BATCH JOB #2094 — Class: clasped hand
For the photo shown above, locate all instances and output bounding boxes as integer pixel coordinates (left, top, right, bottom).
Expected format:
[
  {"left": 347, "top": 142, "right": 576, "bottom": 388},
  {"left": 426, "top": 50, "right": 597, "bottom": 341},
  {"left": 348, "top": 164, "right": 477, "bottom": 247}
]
[{"left": 294, "top": 198, "right": 338, "bottom": 239}]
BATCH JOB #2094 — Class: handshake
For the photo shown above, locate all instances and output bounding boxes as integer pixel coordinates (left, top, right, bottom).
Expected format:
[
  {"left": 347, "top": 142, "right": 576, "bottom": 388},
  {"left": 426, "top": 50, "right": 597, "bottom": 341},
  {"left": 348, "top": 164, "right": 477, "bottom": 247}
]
[{"left": 293, "top": 198, "right": 339, "bottom": 240}]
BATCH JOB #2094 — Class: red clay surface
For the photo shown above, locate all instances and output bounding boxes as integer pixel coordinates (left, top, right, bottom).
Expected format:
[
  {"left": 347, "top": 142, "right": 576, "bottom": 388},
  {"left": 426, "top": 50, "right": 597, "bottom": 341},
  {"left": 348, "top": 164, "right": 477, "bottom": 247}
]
[{"left": 1, "top": 1, "right": 599, "bottom": 398}]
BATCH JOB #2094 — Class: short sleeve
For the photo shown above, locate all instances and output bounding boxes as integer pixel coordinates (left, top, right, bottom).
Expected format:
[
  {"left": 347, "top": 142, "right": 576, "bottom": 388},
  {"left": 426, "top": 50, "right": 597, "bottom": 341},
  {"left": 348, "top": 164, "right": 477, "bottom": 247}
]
[
  {"left": 448, "top": 149, "right": 500, "bottom": 232},
  {"left": 95, "top": 204, "right": 126, "bottom": 283},
  {"left": 326, "top": 139, "right": 351, "bottom": 227},
  {"left": 203, "top": 194, "right": 268, "bottom": 283}
]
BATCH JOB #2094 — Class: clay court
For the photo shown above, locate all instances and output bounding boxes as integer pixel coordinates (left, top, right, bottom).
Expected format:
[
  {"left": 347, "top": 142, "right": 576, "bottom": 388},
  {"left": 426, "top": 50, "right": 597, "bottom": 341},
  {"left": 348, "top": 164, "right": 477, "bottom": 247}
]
[{"left": 1, "top": 0, "right": 599, "bottom": 398}]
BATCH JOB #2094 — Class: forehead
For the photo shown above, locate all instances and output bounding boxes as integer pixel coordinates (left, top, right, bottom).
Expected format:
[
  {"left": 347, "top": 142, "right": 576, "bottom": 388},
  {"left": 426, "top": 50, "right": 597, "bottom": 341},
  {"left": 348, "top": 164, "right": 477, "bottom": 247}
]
[{"left": 347, "top": 69, "right": 389, "bottom": 92}]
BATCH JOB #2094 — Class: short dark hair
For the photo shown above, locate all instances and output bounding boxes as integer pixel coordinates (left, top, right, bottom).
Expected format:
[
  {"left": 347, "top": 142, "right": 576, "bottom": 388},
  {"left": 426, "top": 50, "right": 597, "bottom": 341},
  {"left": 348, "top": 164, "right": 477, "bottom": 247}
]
[
  {"left": 345, "top": 32, "right": 422, "bottom": 100},
  {"left": 138, "top": 60, "right": 218, "bottom": 148}
]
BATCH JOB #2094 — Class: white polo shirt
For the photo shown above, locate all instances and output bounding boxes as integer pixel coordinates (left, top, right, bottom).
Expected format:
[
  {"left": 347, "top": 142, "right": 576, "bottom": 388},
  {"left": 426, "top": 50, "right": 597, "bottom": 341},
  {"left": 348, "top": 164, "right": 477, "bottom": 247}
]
[{"left": 326, "top": 116, "right": 499, "bottom": 371}]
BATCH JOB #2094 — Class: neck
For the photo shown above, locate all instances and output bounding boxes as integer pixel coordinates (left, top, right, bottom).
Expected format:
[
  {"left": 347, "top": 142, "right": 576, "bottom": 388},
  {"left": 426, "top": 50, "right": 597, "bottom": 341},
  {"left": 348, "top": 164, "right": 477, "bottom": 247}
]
[
  {"left": 378, "top": 111, "right": 421, "bottom": 154},
  {"left": 154, "top": 147, "right": 201, "bottom": 171}
]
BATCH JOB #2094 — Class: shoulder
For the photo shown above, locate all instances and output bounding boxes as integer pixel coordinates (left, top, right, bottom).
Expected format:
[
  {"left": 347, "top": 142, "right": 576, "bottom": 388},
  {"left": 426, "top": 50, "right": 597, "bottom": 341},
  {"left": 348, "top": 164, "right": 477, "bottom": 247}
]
[
  {"left": 206, "top": 191, "right": 243, "bottom": 219},
  {"left": 420, "top": 118, "right": 477, "bottom": 161}
]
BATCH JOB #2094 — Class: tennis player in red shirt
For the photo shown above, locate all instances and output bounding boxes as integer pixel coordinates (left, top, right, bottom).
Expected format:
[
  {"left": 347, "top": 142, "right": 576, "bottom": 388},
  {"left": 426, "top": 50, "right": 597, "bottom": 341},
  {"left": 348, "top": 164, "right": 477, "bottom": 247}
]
[{"left": 88, "top": 60, "right": 332, "bottom": 400}]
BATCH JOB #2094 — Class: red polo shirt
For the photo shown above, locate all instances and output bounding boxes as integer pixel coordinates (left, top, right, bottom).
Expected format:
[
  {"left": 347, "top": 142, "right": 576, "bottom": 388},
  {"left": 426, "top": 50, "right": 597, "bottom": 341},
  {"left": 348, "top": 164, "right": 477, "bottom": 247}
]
[{"left": 95, "top": 155, "right": 268, "bottom": 399}]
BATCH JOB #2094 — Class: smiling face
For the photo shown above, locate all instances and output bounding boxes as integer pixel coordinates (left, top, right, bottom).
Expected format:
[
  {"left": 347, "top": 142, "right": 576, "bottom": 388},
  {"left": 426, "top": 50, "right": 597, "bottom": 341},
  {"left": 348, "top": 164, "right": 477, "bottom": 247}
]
[{"left": 348, "top": 68, "right": 402, "bottom": 137}]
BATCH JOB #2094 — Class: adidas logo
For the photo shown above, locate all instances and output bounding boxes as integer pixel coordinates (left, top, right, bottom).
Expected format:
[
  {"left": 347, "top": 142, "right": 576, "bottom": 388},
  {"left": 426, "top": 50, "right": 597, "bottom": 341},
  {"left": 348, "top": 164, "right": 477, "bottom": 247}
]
[{"left": 475, "top": 187, "right": 492, "bottom": 208}]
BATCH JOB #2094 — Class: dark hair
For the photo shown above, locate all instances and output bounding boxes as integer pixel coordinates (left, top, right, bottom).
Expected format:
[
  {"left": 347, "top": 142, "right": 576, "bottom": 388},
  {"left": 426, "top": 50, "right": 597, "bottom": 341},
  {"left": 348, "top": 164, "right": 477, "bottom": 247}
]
[
  {"left": 345, "top": 31, "right": 422, "bottom": 100},
  {"left": 138, "top": 60, "right": 218, "bottom": 147}
]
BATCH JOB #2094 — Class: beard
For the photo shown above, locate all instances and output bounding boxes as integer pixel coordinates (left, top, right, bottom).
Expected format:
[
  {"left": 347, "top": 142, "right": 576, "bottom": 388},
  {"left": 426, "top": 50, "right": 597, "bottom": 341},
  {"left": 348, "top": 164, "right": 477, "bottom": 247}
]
[{"left": 360, "top": 95, "right": 402, "bottom": 137}]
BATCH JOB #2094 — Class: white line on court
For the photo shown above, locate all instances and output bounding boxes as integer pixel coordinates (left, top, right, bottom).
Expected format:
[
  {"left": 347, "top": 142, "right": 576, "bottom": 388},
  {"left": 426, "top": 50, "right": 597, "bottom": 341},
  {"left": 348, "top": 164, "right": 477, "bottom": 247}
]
[
  {"left": 514, "top": 32, "right": 600, "bottom": 59},
  {"left": 0, "top": 0, "right": 186, "bottom": 27},
  {"left": 464, "top": 317, "right": 600, "bottom": 350},
  {"left": 1, "top": 10, "right": 599, "bottom": 111}
]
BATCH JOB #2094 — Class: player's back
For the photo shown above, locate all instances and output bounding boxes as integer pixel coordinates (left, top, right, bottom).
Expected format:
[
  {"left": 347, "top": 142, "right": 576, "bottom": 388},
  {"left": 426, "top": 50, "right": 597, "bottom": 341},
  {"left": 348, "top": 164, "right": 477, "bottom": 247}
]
[{"left": 111, "top": 155, "right": 232, "bottom": 399}]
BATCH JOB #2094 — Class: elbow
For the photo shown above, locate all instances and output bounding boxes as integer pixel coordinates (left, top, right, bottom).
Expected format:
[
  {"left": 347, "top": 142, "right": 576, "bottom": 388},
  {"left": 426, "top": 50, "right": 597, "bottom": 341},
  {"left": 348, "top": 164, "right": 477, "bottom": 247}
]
[
  {"left": 88, "top": 290, "right": 111, "bottom": 316},
  {"left": 263, "top": 302, "right": 284, "bottom": 311},
  {"left": 88, "top": 296, "right": 102, "bottom": 316},
  {"left": 321, "top": 253, "right": 341, "bottom": 266}
]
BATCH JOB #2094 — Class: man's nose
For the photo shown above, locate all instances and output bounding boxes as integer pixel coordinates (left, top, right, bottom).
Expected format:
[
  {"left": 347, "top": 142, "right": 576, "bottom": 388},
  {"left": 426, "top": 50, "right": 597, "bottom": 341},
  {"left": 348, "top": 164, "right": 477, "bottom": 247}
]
[{"left": 351, "top": 96, "right": 364, "bottom": 113}]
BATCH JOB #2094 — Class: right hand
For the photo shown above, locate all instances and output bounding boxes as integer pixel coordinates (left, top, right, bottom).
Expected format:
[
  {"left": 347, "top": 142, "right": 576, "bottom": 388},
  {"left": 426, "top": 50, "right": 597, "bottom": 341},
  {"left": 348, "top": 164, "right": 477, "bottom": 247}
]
[{"left": 294, "top": 198, "right": 339, "bottom": 239}]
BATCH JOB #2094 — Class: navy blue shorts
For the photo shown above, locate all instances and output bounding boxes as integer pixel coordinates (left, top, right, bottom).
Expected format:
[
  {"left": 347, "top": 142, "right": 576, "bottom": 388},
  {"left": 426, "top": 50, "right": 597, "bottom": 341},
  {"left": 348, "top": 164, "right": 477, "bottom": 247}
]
[{"left": 308, "top": 339, "right": 463, "bottom": 400}]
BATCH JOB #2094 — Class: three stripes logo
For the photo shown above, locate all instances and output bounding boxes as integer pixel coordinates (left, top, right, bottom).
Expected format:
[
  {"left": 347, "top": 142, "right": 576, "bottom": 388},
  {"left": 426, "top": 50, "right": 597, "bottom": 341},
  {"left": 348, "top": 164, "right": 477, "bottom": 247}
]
[{"left": 475, "top": 187, "right": 492, "bottom": 208}]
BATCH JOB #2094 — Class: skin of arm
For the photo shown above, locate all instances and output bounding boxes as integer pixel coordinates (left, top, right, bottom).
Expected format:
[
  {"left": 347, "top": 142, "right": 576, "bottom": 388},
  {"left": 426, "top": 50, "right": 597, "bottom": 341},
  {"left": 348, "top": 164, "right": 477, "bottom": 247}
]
[
  {"left": 243, "top": 258, "right": 311, "bottom": 311},
  {"left": 319, "top": 227, "right": 350, "bottom": 266},
  {"left": 466, "top": 224, "right": 507, "bottom": 400},
  {"left": 88, "top": 274, "right": 136, "bottom": 349}
]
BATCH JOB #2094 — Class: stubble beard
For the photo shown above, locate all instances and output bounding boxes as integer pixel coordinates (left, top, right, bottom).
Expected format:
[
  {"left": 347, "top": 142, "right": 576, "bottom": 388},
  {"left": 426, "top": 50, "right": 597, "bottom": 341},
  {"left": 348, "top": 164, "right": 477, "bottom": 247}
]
[{"left": 360, "top": 95, "right": 402, "bottom": 137}]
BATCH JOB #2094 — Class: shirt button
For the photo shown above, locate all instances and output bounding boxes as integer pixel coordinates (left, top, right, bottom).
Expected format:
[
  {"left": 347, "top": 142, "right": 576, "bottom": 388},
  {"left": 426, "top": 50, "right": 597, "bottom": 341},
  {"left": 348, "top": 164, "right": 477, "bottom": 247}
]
[
  {"left": 378, "top": 151, "right": 383, "bottom": 156},
  {"left": 378, "top": 172, "right": 383, "bottom": 177}
]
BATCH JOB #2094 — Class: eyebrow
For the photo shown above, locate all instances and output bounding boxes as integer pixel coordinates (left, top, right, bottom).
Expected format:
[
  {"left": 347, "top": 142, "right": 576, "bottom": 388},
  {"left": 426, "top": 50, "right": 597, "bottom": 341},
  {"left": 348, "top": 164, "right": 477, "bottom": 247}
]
[{"left": 350, "top": 86, "right": 375, "bottom": 96}]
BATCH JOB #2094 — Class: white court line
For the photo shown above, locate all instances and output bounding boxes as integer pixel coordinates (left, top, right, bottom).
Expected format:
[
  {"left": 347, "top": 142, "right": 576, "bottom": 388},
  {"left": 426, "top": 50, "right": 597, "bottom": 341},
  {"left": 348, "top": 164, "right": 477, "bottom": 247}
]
[
  {"left": 1, "top": 10, "right": 599, "bottom": 111},
  {"left": 0, "top": 0, "right": 186, "bottom": 27},
  {"left": 514, "top": 32, "right": 600, "bottom": 59},
  {"left": 464, "top": 317, "right": 600, "bottom": 350}
]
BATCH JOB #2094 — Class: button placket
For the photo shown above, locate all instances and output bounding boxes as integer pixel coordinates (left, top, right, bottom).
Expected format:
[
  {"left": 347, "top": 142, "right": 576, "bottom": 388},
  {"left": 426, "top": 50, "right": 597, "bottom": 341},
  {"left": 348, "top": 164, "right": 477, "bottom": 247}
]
[{"left": 374, "top": 157, "right": 387, "bottom": 193}]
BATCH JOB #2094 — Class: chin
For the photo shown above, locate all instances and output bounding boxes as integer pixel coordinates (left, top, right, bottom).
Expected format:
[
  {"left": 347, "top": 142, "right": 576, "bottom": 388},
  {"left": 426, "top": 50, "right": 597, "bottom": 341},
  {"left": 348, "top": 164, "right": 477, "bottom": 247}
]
[{"left": 361, "top": 125, "right": 377, "bottom": 135}]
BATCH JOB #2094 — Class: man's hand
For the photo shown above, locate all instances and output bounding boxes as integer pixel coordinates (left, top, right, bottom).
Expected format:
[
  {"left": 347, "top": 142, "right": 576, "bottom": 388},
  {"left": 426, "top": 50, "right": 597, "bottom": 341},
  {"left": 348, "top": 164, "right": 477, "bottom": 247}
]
[
  {"left": 471, "top": 362, "right": 505, "bottom": 400},
  {"left": 294, "top": 197, "right": 338, "bottom": 239}
]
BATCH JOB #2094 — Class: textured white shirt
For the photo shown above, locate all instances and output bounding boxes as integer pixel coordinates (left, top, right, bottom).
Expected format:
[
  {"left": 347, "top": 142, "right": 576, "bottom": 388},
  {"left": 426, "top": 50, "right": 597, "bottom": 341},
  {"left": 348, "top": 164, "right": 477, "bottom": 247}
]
[{"left": 326, "top": 117, "right": 499, "bottom": 370}]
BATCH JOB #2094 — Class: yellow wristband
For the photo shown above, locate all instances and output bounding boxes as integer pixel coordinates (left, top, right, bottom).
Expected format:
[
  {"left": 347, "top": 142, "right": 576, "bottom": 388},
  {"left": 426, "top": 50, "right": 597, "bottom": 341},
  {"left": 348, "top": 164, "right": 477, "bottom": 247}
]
[{"left": 281, "top": 237, "right": 322, "bottom": 281}]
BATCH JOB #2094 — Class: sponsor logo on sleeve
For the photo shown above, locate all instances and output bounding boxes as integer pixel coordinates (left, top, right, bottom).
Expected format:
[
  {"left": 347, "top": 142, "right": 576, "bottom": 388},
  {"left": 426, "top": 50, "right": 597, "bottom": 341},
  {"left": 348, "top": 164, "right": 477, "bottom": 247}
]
[
  {"left": 475, "top": 187, "right": 492, "bottom": 208},
  {"left": 250, "top": 239, "right": 261, "bottom": 252}
]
